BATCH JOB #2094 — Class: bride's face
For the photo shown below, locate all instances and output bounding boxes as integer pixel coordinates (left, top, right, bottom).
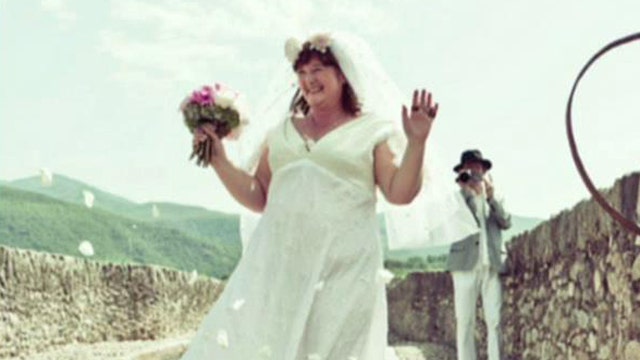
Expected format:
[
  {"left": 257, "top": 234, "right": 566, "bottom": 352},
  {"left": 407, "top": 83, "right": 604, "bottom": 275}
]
[{"left": 296, "top": 57, "right": 345, "bottom": 109}]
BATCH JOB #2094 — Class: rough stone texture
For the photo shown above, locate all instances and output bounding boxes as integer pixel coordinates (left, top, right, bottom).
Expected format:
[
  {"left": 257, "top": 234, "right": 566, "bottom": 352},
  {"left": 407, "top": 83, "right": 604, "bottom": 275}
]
[
  {"left": 1, "top": 173, "right": 638, "bottom": 359},
  {"left": 625, "top": 340, "right": 640, "bottom": 360},
  {"left": 0, "top": 249, "right": 223, "bottom": 358},
  {"left": 388, "top": 172, "right": 640, "bottom": 359}
]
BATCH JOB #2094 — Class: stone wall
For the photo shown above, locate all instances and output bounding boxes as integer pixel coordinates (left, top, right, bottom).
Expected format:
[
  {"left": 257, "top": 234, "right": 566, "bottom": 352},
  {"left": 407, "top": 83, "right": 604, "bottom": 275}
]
[
  {"left": 0, "top": 248, "right": 223, "bottom": 358},
  {"left": 388, "top": 172, "right": 640, "bottom": 359},
  {"left": 2, "top": 173, "right": 638, "bottom": 359}
]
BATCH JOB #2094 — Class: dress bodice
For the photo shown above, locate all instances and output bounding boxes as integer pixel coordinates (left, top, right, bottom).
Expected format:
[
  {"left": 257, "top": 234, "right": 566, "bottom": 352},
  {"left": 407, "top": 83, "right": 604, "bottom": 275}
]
[{"left": 266, "top": 114, "right": 396, "bottom": 195}]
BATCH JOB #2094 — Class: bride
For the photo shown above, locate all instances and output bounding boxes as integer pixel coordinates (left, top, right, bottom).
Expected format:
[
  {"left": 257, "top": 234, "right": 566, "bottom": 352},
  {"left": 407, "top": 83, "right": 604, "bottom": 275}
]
[{"left": 181, "top": 32, "right": 439, "bottom": 360}]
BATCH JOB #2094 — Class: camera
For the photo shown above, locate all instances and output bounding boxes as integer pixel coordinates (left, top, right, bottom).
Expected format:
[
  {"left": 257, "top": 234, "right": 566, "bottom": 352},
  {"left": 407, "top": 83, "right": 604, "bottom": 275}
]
[{"left": 456, "top": 170, "right": 483, "bottom": 183}]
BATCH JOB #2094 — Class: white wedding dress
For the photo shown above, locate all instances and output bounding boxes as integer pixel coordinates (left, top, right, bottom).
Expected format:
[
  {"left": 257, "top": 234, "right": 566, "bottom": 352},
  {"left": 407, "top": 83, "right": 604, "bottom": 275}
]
[{"left": 181, "top": 114, "right": 400, "bottom": 360}]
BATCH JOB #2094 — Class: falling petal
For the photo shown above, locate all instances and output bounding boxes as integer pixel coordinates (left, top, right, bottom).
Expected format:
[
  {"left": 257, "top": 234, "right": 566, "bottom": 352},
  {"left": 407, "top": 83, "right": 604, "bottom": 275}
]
[
  {"left": 39, "top": 168, "right": 53, "bottom": 187},
  {"left": 314, "top": 281, "right": 325, "bottom": 292},
  {"left": 377, "top": 269, "right": 394, "bottom": 285},
  {"left": 231, "top": 299, "right": 246, "bottom": 311},
  {"left": 348, "top": 357, "right": 358, "bottom": 360},
  {"left": 131, "top": 224, "right": 137, "bottom": 229},
  {"left": 258, "top": 345, "right": 272, "bottom": 358},
  {"left": 188, "top": 270, "right": 198, "bottom": 285},
  {"left": 217, "top": 329, "right": 229, "bottom": 348},
  {"left": 152, "top": 204, "right": 160, "bottom": 218},
  {"left": 82, "top": 190, "right": 95, "bottom": 208},
  {"left": 307, "top": 354, "right": 321, "bottom": 360},
  {"left": 78, "top": 241, "right": 94, "bottom": 257}
]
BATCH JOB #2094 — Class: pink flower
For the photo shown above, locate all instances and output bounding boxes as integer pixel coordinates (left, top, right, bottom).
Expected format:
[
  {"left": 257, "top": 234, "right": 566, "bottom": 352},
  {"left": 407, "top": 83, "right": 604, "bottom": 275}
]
[{"left": 190, "top": 85, "right": 214, "bottom": 106}]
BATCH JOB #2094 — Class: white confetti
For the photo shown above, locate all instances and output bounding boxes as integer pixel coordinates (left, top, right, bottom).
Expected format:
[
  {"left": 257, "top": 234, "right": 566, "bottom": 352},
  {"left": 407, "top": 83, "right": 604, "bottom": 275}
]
[
  {"left": 377, "top": 269, "right": 395, "bottom": 285},
  {"left": 39, "top": 168, "right": 53, "bottom": 187},
  {"left": 78, "top": 241, "right": 94, "bottom": 257},
  {"left": 82, "top": 190, "right": 95, "bottom": 208},
  {"left": 151, "top": 204, "right": 160, "bottom": 218},
  {"left": 314, "top": 281, "right": 325, "bottom": 292},
  {"left": 217, "top": 329, "right": 229, "bottom": 348},
  {"left": 231, "top": 299, "right": 246, "bottom": 311},
  {"left": 188, "top": 270, "right": 198, "bottom": 285},
  {"left": 258, "top": 345, "right": 272, "bottom": 358}
]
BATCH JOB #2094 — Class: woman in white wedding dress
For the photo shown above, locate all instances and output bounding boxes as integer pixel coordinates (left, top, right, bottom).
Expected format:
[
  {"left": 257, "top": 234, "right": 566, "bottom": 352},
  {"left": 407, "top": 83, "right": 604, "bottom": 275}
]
[{"left": 180, "top": 32, "right": 439, "bottom": 360}]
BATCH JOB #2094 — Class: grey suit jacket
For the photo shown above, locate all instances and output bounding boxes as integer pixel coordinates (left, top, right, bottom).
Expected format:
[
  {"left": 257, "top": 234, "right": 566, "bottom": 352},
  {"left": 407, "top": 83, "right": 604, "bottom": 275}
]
[{"left": 446, "top": 189, "right": 512, "bottom": 273}]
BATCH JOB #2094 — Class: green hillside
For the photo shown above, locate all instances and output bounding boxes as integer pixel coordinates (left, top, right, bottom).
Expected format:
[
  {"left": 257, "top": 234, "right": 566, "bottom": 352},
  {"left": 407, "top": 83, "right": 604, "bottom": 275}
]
[
  {"left": 382, "top": 212, "right": 543, "bottom": 276},
  {"left": 7, "top": 174, "right": 242, "bottom": 258},
  {"left": 503, "top": 215, "right": 544, "bottom": 241},
  {"left": 2, "top": 174, "right": 543, "bottom": 278},
  {"left": 0, "top": 186, "right": 237, "bottom": 279},
  {"left": 382, "top": 213, "right": 543, "bottom": 261}
]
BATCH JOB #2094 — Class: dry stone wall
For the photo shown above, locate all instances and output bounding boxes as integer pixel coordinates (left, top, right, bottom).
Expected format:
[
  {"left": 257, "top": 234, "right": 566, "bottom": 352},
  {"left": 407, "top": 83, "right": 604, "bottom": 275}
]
[
  {"left": 388, "top": 172, "right": 640, "bottom": 359},
  {"left": 2, "top": 173, "right": 638, "bottom": 359},
  {"left": 0, "top": 249, "right": 223, "bottom": 358}
]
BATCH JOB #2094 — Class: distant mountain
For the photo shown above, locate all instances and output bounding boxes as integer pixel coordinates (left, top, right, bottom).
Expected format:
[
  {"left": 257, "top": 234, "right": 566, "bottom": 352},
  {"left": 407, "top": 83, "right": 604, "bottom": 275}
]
[
  {"left": 382, "top": 213, "right": 543, "bottom": 261},
  {"left": 503, "top": 215, "right": 544, "bottom": 242},
  {"left": 2, "top": 174, "right": 543, "bottom": 275},
  {"left": 7, "top": 174, "right": 242, "bottom": 258},
  {"left": 0, "top": 186, "right": 237, "bottom": 278}
]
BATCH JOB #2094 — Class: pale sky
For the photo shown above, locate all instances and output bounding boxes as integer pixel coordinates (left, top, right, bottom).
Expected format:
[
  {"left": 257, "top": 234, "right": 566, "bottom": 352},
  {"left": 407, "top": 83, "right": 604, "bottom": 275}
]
[{"left": 1, "top": 0, "right": 638, "bottom": 219}]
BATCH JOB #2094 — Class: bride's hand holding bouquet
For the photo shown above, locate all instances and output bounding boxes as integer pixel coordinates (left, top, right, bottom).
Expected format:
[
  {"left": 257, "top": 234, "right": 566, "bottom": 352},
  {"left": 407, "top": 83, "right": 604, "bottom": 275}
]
[{"left": 180, "top": 83, "right": 248, "bottom": 167}]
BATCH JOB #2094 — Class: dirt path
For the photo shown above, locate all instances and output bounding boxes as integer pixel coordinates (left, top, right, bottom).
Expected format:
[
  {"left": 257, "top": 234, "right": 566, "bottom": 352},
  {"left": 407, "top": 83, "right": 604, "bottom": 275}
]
[
  {"left": 4, "top": 335, "right": 455, "bottom": 360},
  {"left": 3, "top": 334, "right": 193, "bottom": 360}
]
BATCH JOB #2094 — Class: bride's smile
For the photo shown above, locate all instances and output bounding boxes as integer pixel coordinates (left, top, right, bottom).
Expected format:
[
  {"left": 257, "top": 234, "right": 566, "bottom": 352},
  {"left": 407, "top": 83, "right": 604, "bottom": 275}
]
[{"left": 296, "top": 58, "right": 345, "bottom": 108}]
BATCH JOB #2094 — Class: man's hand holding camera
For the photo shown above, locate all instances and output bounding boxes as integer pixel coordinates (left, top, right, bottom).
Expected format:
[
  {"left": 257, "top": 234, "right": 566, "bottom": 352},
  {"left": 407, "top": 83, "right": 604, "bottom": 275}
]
[
  {"left": 454, "top": 149, "right": 495, "bottom": 200},
  {"left": 457, "top": 169, "right": 494, "bottom": 199}
]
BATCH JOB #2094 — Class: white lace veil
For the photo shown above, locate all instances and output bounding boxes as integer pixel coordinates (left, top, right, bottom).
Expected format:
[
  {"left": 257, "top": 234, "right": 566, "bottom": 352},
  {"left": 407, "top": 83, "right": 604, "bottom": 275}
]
[{"left": 232, "top": 31, "right": 478, "bottom": 252}]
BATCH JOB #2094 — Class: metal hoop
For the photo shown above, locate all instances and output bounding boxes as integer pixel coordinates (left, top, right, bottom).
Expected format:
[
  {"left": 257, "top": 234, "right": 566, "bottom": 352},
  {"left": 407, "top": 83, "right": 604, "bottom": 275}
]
[{"left": 566, "top": 32, "right": 640, "bottom": 235}]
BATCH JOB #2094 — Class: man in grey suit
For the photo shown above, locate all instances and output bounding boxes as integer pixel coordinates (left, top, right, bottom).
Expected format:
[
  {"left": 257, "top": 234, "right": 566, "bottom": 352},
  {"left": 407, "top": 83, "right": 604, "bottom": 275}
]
[{"left": 447, "top": 149, "right": 511, "bottom": 360}]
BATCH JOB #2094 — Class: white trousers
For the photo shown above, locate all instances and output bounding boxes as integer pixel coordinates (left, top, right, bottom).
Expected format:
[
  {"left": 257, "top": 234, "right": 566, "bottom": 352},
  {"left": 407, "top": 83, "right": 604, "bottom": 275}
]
[{"left": 452, "top": 267, "right": 502, "bottom": 360}]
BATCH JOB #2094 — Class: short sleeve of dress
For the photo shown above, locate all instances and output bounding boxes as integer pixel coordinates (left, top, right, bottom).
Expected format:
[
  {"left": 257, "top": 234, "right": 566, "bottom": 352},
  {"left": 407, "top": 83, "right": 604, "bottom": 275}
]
[{"left": 369, "top": 116, "right": 405, "bottom": 167}]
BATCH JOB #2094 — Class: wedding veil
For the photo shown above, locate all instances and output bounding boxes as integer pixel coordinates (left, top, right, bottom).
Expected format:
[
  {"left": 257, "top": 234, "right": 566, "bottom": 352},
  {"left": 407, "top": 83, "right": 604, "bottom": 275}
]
[{"left": 231, "top": 31, "right": 478, "bottom": 252}]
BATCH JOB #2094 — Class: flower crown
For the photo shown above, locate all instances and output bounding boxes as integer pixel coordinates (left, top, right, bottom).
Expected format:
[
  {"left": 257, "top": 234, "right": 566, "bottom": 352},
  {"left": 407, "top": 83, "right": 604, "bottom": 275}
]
[{"left": 284, "top": 33, "right": 333, "bottom": 63}]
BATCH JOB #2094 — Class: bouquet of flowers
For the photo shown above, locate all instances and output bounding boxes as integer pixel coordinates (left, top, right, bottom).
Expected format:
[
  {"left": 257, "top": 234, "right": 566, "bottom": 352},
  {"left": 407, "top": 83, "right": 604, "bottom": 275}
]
[{"left": 180, "top": 83, "right": 247, "bottom": 166}]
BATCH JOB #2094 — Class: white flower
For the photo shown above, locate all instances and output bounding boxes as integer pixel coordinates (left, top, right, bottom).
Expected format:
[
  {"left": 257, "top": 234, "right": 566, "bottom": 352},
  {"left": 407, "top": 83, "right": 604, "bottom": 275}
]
[
  {"left": 231, "top": 298, "right": 246, "bottom": 311},
  {"left": 285, "top": 37, "right": 302, "bottom": 63},
  {"left": 377, "top": 269, "right": 394, "bottom": 285},
  {"left": 217, "top": 329, "right": 229, "bottom": 348},
  {"left": 308, "top": 33, "right": 332, "bottom": 53},
  {"left": 82, "top": 190, "right": 95, "bottom": 208},
  {"left": 214, "top": 88, "right": 237, "bottom": 109},
  {"left": 78, "top": 241, "right": 94, "bottom": 257},
  {"left": 39, "top": 168, "right": 53, "bottom": 187}
]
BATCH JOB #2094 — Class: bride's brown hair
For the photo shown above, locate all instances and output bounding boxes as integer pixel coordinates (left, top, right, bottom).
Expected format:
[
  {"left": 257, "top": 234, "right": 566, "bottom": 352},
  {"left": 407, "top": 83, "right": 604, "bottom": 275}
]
[{"left": 290, "top": 42, "right": 361, "bottom": 116}]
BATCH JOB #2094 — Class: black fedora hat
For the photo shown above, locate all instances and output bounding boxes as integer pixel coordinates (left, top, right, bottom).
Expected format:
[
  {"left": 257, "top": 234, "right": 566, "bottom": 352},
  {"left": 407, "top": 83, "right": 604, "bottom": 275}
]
[{"left": 453, "top": 149, "right": 492, "bottom": 172}]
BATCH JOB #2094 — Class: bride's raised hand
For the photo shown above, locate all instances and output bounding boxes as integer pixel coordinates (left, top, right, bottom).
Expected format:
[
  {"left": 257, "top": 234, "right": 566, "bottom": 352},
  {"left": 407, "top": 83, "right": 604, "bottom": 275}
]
[
  {"left": 199, "top": 123, "right": 228, "bottom": 167},
  {"left": 402, "top": 89, "right": 438, "bottom": 144}
]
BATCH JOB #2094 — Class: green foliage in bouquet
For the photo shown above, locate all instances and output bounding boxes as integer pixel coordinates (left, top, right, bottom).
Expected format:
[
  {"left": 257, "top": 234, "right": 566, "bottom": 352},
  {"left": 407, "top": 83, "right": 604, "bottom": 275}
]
[{"left": 182, "top": 101, "right": 241, "bottom": 139}]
